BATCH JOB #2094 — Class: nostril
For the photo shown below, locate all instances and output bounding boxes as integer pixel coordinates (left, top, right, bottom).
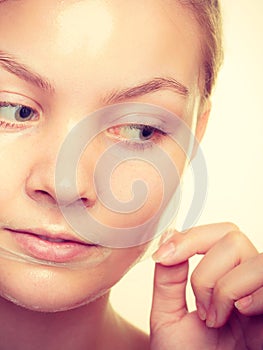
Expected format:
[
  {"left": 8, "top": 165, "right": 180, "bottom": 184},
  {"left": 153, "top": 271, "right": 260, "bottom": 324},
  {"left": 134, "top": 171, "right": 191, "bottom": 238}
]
[
  {"left": 80, "top": 198, "right": 94, "bottom": 208},
  {"left": 35, "top": 189, "right": 52, "bottom": 198},
  {"left": 32, "top": 190, "right": 58, "bottom": 207},
  {"left": 81, "top": 198, "right": 88, "bottom": 206}
]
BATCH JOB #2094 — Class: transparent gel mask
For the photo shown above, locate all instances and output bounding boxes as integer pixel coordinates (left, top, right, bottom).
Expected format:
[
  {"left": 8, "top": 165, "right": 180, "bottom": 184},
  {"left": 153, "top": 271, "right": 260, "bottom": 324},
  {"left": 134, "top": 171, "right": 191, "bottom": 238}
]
[{"left": 0, "top": 102, "right": 207, "bottom": 268}]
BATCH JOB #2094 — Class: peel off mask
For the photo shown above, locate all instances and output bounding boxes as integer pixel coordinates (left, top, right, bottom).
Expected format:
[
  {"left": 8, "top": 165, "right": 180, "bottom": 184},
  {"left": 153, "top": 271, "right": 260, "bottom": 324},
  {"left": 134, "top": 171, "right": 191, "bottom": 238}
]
[{"left": 55, "top": 102, "right": 207, "bottom": 249}]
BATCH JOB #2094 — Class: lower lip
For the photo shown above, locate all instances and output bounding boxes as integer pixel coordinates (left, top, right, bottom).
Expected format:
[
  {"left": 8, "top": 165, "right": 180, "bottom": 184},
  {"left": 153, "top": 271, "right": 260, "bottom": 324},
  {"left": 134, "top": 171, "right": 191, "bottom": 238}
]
[{"left": 12, "top": 231, "right": 98, "bottom": 263}]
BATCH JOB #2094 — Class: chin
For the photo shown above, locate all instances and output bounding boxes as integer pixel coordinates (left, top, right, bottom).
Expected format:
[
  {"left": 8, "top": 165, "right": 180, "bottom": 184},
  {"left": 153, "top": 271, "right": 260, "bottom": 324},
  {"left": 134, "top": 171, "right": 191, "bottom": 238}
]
[
  {"left": 0, "top": 286, "right": 109, "bottom": 313},
  {"left": 0, "top": 259, "right": 112, "bottom": 313}
]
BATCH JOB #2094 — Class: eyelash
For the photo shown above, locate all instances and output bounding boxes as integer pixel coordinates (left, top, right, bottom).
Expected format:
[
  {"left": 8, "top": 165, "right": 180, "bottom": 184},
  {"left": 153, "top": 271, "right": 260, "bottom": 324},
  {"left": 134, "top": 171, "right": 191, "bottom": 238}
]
[
  {"left": 0, "top": 101, "right": 39, "bottom": 130},
  {"left": 106, "top": 123, "right": 168, "bottom": 151}
]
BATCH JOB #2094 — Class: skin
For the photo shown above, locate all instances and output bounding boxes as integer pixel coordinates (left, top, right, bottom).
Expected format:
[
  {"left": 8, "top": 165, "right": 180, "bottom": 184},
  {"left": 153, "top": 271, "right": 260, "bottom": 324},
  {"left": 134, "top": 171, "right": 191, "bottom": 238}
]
[
  {"left": 0, "top": 0, "right": 199, "bottom": 309},
  {"left": 0, "top": 0, "right": 262, "bottom": 349},
  {"left": 151, "top": 224, "right": 263, "bottom": 349},
  {"left": 0, "top": 0, "right": 203, "bottom": 349}
]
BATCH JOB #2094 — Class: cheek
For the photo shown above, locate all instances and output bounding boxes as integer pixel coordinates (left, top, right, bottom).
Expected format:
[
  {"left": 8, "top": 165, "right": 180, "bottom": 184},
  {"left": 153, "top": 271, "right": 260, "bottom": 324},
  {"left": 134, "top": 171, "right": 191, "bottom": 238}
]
[
  {"left": 111, "top": 160, "right": 163, "bottom": 206},
  {"left": 94, "top": 160, "right": 164, "bottom": 227},
  {"left": 0, "top": 137, "right": 29, "bottom": 203},
  {"left": 94, "top": 147, "right": 186, "bottom": 228}
]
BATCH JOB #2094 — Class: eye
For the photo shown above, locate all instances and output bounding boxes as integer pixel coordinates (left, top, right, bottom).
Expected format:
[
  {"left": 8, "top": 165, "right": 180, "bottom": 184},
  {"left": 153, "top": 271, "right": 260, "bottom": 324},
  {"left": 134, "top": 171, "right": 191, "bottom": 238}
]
[
  {"left": 137, "top": 125, "right": 155, "bottom": 140},
  {"left": 15, "top": 105, "right": 36, "bottom": 121},
  {"left": 107, "top": 124, "right": 165, "bottom": 142},
  {"left": 0, "top": 102, "right": 39, "bottom": 129}
]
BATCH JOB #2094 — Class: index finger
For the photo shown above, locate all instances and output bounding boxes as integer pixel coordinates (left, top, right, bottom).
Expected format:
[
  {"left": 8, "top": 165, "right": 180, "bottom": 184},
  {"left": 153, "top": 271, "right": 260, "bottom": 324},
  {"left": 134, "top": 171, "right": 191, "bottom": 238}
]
[{"left": 152, "top": 222, "right": 240, "bottom": 265}]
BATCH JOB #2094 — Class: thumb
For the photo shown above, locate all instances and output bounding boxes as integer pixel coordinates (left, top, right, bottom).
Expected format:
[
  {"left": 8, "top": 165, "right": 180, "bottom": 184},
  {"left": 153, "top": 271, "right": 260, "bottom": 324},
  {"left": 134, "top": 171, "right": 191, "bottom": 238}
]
[{"left": 150, "top": 260, "right": 189, "bottom": 331}]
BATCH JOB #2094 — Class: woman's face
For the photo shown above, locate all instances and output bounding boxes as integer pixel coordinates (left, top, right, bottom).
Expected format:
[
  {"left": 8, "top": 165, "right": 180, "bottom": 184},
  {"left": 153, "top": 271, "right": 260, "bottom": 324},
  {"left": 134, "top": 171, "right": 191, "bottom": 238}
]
[{"left": 0, "top": 0, "right": 204, "bottom": 311}]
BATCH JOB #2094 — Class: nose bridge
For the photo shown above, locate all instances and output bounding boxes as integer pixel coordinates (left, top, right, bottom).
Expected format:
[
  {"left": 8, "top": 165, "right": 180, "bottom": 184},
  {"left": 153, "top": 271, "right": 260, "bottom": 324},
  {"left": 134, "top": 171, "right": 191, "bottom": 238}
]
[
  {"left": 33, "top": 118, "right": 69, "bottom": 174},
  {"left": 25, "top": 117, "right": 97, "bottom": 207},
  {"left": 54, "top": 124, "right": 87, "bottom": 204}
]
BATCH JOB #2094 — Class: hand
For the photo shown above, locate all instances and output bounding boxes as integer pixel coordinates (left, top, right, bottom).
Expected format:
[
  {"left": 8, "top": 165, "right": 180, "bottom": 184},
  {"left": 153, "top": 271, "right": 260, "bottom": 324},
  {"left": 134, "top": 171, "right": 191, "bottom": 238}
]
[{"left": 150, "top": 223, "right": 263, "bottom": 349}]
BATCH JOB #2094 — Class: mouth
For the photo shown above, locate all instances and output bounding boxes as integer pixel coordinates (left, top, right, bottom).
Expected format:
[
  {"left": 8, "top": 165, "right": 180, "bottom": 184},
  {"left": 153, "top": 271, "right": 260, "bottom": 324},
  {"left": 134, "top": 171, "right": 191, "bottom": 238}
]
[
  {"left": 6, "top": 228, "right": 100, "bottom": 263},
  {"left": 37, "top": 235, "right": 74, "bottom": 243}
]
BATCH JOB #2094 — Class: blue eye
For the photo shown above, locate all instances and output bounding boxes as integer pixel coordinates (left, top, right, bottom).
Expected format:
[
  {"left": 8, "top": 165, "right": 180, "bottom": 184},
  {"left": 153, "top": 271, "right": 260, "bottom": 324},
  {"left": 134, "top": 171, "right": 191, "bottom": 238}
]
[
  {"left": 15, "top": 105, "right": 36, "bottom": 121},
  {"left": 0, "top": 102, "right": 38, "bottom": 127}
]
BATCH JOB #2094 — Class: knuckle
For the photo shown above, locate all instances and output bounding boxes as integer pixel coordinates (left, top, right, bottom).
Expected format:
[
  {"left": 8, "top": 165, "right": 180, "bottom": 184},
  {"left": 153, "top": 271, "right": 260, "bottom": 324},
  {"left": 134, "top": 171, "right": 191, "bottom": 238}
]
[
  {"left": 223, "top": 230, "right": 257, "bottom": 259},
  {"left": 214, "top": 278, "right": 239, "bottom": 303},
  {"left": 224, "top": 229, "right": 248, "bottom": 247},
  {"left": 213, "top": 278, "right": 229, "bottom": 300},
  {"left": 223, "top": 221, "right": 240, "bottom": 233}
]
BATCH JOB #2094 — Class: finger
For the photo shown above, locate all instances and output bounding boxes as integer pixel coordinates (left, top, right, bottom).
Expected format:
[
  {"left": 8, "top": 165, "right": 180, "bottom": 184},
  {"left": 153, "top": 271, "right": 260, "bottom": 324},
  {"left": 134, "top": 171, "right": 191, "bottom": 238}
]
[
  {"left": 150, "top": 261, "right": 189, "bottom": 332},
  {"left": 207, "top": 252, "right": 263, "bottom": 328},
  {"left": 190, "top": 230, "right": 257, "bottom": 323},
  {"left": 152, "top": 222, "right": 239, "bottom": 265},
  {"left": 235, "top": 286, "right": 263, "bottom": 316}
]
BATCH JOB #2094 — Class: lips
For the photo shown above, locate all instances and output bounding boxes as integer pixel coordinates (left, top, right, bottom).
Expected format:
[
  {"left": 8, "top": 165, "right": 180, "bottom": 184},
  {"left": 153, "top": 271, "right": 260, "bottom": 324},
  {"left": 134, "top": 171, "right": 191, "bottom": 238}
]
[
  {"left": 37, "top": 235, "right": 70, "bottom": 243},
  {"left": 7, "top": 228, "right": 98, "bottom": 263}
]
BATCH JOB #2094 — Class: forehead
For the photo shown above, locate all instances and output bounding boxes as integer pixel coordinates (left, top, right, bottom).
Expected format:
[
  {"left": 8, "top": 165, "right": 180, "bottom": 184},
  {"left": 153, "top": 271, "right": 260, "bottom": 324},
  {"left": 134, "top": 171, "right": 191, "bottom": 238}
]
[{"left": 0, "top": 0, "right": 202, "bottom": 97}]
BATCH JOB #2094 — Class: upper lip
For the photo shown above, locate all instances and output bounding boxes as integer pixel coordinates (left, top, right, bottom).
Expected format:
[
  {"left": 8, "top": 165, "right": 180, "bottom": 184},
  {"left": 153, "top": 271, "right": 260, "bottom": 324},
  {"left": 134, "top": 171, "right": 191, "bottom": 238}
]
[{"left": 6, "top": 227, "right": 95, "bottom": 246}]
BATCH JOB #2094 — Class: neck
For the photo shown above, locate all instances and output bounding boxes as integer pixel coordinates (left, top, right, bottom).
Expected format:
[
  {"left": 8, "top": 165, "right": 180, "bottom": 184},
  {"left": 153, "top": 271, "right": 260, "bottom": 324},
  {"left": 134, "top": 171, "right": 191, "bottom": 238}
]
[{"left": 0, "top": 293, "right": 119, "bottom": 350}]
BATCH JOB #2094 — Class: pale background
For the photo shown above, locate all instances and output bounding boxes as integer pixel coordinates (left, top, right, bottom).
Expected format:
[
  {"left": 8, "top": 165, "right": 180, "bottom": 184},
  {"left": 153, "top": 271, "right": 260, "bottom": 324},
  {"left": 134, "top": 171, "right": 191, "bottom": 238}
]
[{"left": 110, "top": 0, "right": 263, "bottom": 333}]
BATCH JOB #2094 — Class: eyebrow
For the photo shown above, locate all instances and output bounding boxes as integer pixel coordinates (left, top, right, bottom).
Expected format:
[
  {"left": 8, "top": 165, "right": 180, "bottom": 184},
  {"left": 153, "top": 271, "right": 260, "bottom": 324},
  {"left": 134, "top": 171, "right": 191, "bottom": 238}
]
[
  {"left": 0, "top": 50, "right": 54, "bottom": 93},
  {"left": 0, "top": 49, "right": 189, "bottom": 102},
  {"left": 103, "top": 77, "right": 189, "bottom": 104}
]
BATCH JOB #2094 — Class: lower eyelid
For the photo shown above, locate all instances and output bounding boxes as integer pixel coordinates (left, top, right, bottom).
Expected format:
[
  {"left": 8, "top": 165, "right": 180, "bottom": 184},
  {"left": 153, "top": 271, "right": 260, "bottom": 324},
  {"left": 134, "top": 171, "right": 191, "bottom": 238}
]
[
  {"left": 0, "top": 120, "right": 32, "bottom": 130},
  {"left": 0, "top": 111, "right": 40, "bottom": 131},
  {"left": 105, "top": 128, "right": 165, "bottom": 151}
]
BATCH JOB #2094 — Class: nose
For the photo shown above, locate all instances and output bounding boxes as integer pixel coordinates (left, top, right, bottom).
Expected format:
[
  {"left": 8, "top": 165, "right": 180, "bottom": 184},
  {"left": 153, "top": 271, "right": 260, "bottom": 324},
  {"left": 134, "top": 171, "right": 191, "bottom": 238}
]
[{"left": 25, "top": 129, "right": 97, "bottom": 208}]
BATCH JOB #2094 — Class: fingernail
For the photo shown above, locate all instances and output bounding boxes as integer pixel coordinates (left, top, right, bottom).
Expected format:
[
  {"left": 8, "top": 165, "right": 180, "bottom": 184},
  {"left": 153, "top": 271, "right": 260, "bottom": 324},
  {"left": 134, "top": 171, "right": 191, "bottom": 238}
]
[
  {"left": 152, "top": 242, "right": 176, "bottom": 263},
  {"left": 197, "top": 302, "right": 207, "bottom": 321},
  {"left": 235, "top": 295, "right": 253, "bottom": 310},
  {"left": 206, "top": 307, "right": 216, "bottom": 328}
]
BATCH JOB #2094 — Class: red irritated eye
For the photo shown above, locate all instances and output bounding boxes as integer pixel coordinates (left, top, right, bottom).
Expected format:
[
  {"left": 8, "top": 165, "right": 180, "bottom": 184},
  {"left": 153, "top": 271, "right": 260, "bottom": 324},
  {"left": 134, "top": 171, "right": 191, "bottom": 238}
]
[{"left": 107, "top": 124, "right": 165, "bottom": 142}]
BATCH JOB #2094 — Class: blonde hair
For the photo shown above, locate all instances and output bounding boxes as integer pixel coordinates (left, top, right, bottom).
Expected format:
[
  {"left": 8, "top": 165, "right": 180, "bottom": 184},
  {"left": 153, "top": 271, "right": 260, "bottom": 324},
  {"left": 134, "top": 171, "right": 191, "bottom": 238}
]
[{"left": 178, "top": 0, "right": 224, "bottom": 99}]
